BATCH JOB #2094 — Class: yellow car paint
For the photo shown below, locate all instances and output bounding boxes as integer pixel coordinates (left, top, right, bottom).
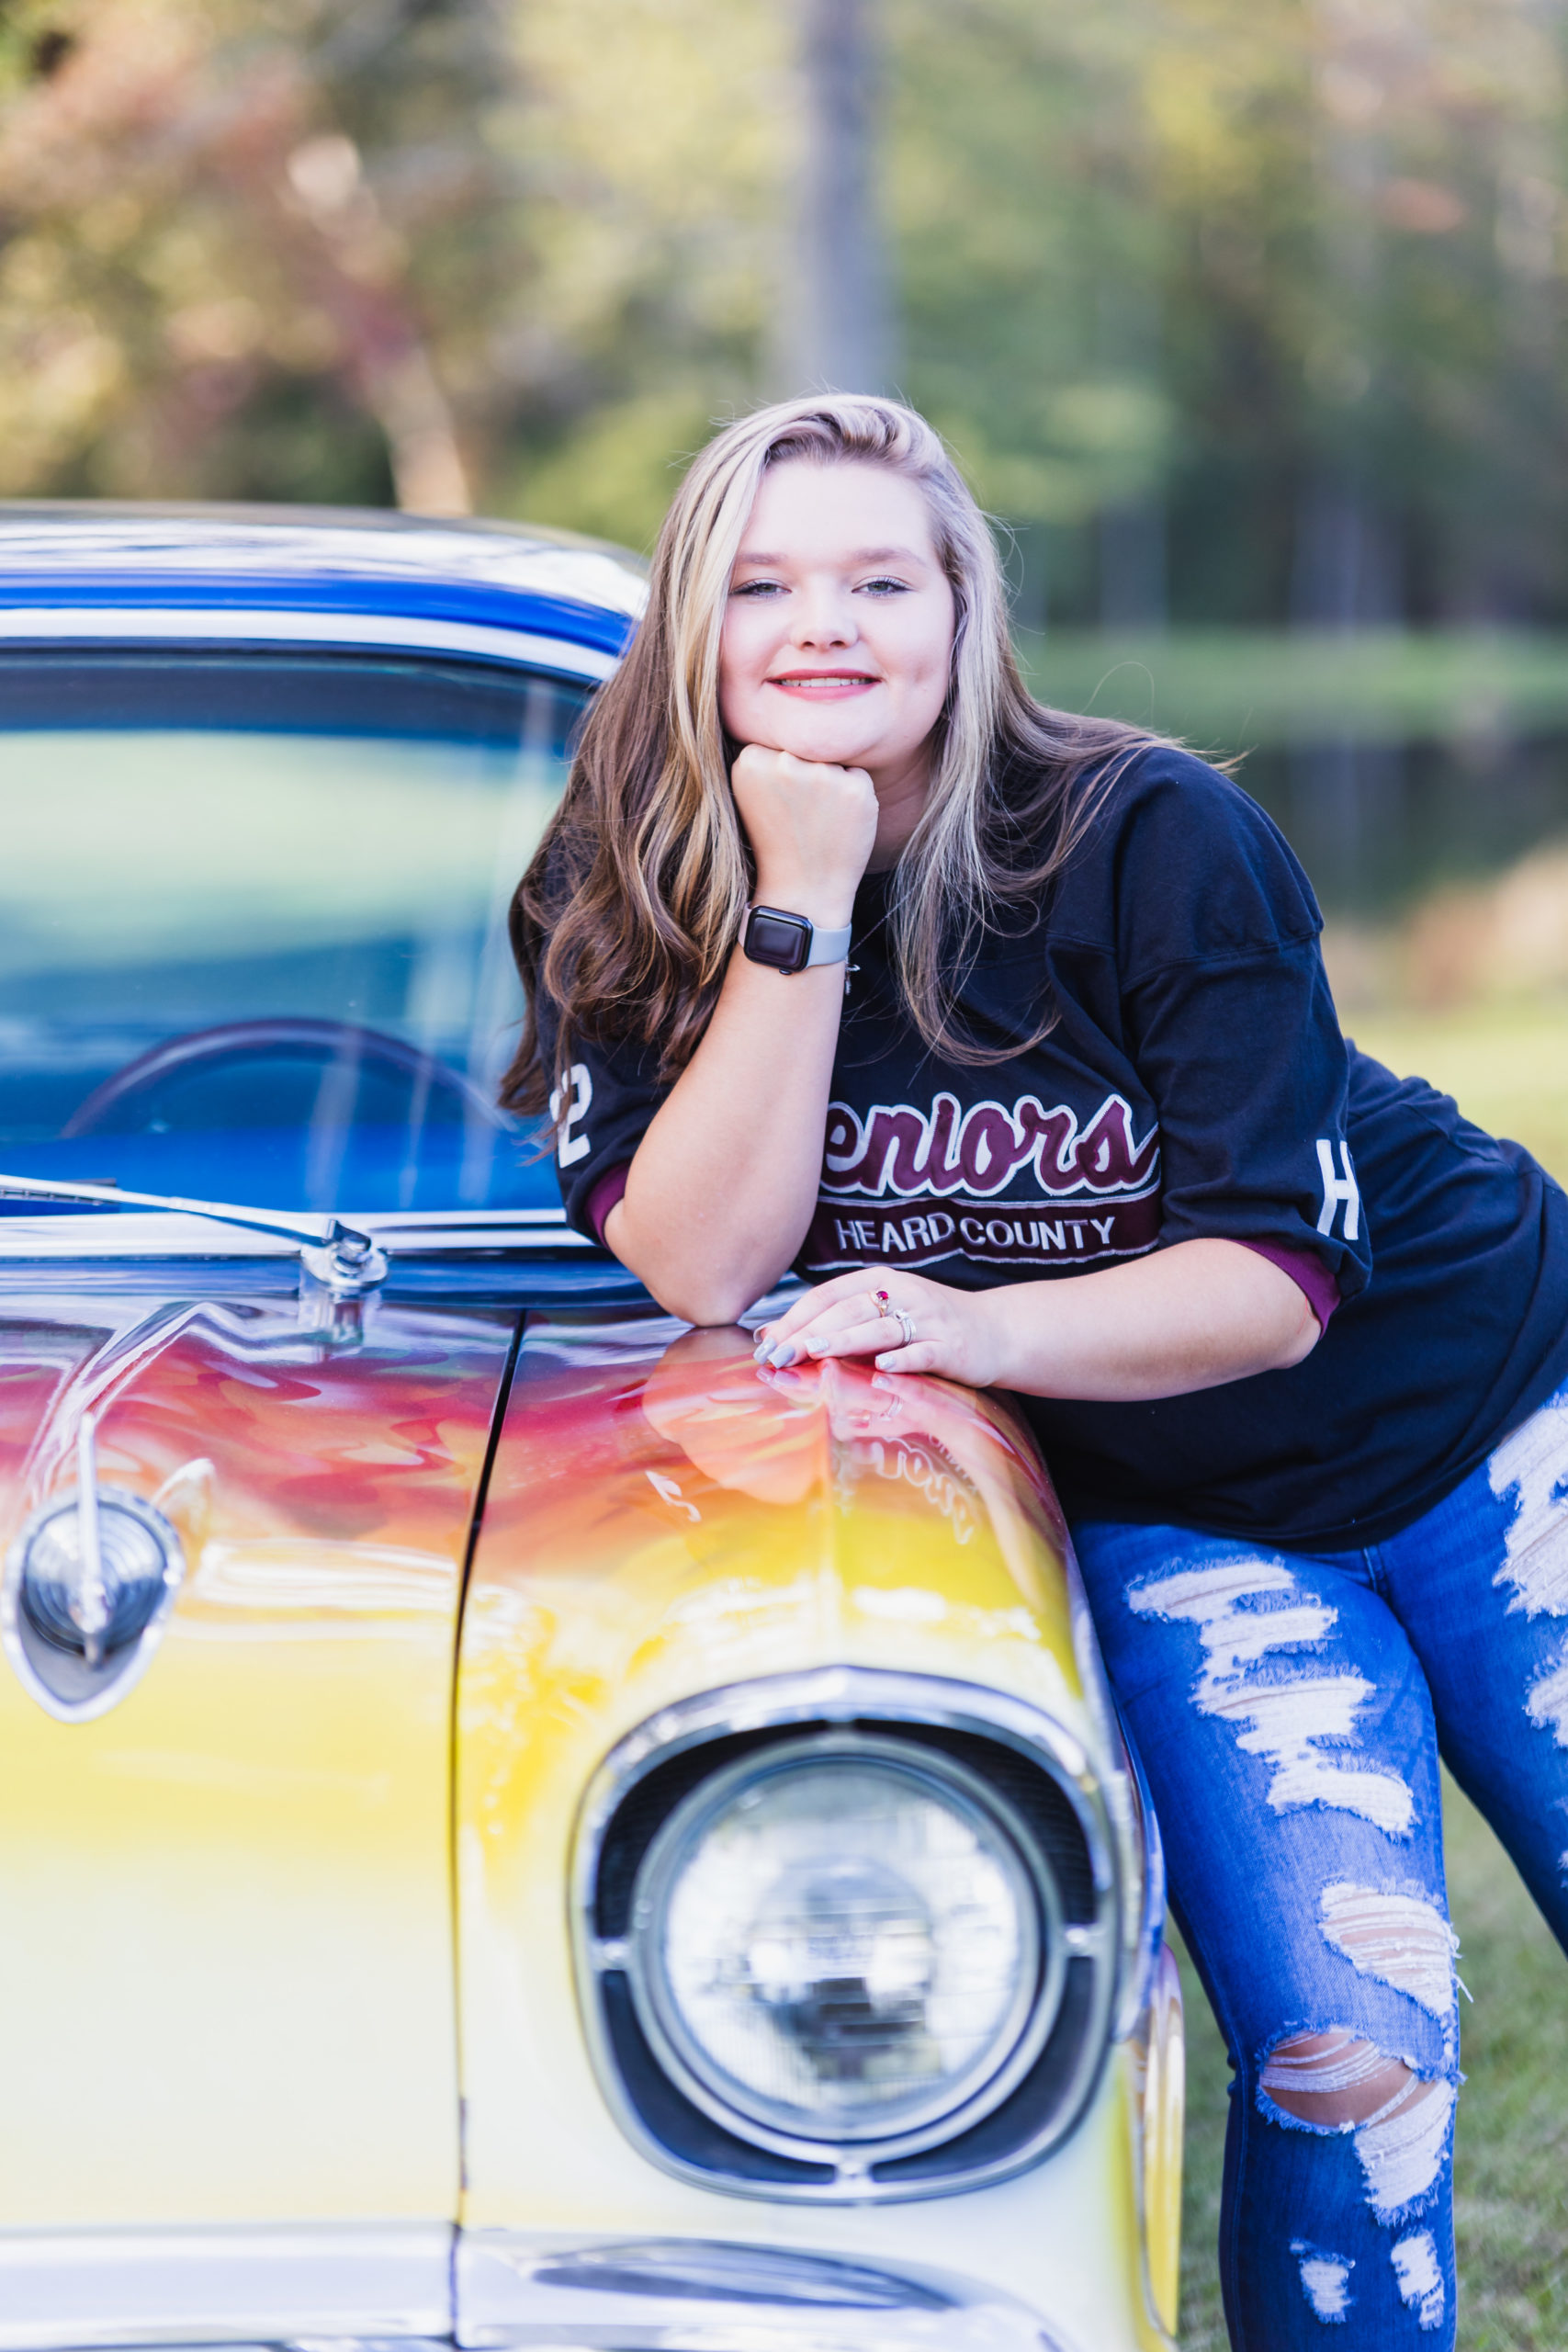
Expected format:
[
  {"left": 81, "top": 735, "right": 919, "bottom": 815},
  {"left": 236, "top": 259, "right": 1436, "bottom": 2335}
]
[
  {"left": 456, "top": 1315, "right": 1179, "bottom": 2352},
  {"left": 0, "top": 1292, "right": 514, "bottom": 2225}
]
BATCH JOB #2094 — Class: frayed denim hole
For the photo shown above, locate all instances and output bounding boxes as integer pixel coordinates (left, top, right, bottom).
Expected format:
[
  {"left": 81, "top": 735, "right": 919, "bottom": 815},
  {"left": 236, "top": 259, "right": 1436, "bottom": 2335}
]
[
  {"left": 1354, "top": 2076, "right": 1457, "bottom": 2231},
  {"left": 1524, "top": 1641, "right": 1568, "bottom": 1747},
  {"left": 1258, "top": 2026, "right": 1458, "bottom": 2230},
  {"left": 1291, "top": 2240, "right": 1355, "bottom": 2324},
  {"left": 1255, "top": 2024, "right": 1392, "bottom": 2138},
  {"left": 1236, "top": 1648, "right": 1339, "bottom": 1688},
  {"left": 1128, "top": 1555, "right": 1419, "bottom": 1836},
  {"left": 1487, "top": 1394, "right": 1568, "bottom": 1620},
  {"left": 1549, "top": 1795, "right": 1568, "bottom": 1887},
  {"left": 1391, "top": 2230, "right": 1446, "bottom": 2331},
  {"left": 1317, "top": 1882, "right": 1461, "bottom": 2056}
]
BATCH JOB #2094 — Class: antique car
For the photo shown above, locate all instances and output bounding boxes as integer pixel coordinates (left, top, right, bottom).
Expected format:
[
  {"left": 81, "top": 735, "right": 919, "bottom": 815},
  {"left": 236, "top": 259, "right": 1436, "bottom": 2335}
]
[{"left": 0, "top": 506, "right": 1183, "bottom": 2352}]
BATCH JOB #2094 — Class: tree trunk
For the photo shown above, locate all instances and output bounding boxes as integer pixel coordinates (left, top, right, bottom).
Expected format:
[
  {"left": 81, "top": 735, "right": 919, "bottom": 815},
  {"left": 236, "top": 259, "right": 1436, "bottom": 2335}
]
[{"left": 784, "top": 0, "right": 895, "bottom": 396}]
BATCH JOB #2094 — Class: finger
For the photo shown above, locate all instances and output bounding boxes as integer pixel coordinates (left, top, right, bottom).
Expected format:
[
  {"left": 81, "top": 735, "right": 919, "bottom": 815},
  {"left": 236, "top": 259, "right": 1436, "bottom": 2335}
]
[
  {"left": 756, "top": 1283, "right": 852, "bottom": 1341},
  {"left": 759, "top": 1274, "right": 892, "bottom": 1349},
  {"left": 787, "top": 1269, "right": 890, "bottom": 1321},
  {"left": 775, "top": 751, "right": 876, "bottom": 792},
  {"left": 775, "top": 1288, "right": 896, "bottom": 1357},
  {"left": 799, "top": 1317, "right": 897, "bottom": 1362},
  {"left": 798, "top": 1295, "right": 887, "bottom": 1348},
  {"left": 874, "top": 1340, "right": 942, "bottom": 1374},
  {"left": 761, "top": 1307, "right": 889, "bottom": 1369}
]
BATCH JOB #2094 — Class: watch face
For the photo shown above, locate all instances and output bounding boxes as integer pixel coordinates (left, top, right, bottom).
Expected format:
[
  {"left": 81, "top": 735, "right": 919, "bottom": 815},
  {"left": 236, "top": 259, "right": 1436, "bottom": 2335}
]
[{"left": 745, "top": 909, "right": 811, "bottom": 971}]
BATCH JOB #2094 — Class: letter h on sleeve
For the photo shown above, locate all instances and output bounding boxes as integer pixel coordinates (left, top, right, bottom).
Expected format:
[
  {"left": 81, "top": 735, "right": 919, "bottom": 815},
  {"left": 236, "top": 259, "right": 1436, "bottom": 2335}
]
[{"left": 1316, "top": 1139, "right": 1361, "bottom": 1242}]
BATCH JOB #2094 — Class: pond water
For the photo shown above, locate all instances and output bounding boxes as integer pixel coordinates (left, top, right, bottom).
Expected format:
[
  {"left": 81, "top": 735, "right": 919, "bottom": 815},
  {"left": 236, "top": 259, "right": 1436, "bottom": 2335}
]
[{"left": 1228, "top": 732, "right": 1568, "bottom": 921}]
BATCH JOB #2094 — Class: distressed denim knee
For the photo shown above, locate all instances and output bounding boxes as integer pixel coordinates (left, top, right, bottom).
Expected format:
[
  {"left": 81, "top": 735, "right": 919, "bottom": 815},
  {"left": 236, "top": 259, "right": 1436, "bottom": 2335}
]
[
  {"left": 1251, "top": 1876, "right": 1461, "bottom": 2334},
  {"left": 1260, "top": 2025, "right": 1456, "bottom": 2333},
  {"left": 1071, "top": 1382, "right": 1568, "bottom": 2348},
  {"left": 1071, "top": 1520, "right": 1461, "bottom": 2347}
]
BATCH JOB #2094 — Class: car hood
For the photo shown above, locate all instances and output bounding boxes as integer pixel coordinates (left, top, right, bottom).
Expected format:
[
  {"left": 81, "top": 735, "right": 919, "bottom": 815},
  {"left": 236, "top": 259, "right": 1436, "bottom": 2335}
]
[
  {"left": 453, "top": 1309, "right": 1135, "bottom": 2235},
  {"left": 465, "top": 1310, "right": 1104, "bottom": 1749},
  {"left": 0, "top": 1283, "right": 516, "bottom": 2229},
  {"left": 0, "top": 1286, "right": 516, "bottom": 1578}
]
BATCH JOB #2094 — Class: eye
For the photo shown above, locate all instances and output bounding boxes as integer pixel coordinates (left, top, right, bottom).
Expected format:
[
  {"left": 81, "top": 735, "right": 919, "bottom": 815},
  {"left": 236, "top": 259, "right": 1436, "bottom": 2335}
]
[
  {"left": 859, "top": 575, "right": 911, "bottom": 595},
  {"left": 731, "top": 578, "right": 784, "bottom": 598}
]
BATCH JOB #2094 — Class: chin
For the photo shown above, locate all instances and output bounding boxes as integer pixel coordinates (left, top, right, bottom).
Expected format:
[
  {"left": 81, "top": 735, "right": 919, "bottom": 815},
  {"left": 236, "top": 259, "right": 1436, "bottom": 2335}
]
[{"left": 768, "top": 720, "right": 881, "bottom": 768}]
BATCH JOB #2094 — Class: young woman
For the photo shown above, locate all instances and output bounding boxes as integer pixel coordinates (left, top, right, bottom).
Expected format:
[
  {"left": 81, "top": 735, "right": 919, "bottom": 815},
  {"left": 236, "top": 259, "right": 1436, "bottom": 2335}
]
[{"left": 504, "top": 393, "right": 1568, "bottom": 2351}]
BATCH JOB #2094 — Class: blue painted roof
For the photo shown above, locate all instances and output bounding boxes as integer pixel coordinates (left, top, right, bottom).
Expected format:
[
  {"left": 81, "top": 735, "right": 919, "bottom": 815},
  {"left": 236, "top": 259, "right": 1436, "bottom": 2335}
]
[{"left": 0, "top": 503, "right": 647, "bottom": 658}]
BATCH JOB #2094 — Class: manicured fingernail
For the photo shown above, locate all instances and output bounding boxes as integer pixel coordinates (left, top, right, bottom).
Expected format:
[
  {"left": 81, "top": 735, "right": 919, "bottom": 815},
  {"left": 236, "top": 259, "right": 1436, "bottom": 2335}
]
[{"left": 768, "top": 1341, "right": 796, "bottom": 1367}]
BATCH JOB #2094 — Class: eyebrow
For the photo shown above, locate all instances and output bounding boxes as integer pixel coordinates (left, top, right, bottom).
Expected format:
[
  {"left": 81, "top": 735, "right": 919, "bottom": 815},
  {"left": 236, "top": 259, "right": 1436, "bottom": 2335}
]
[{"left": 733, "top": 545, "right": 931, "bottom": 568}]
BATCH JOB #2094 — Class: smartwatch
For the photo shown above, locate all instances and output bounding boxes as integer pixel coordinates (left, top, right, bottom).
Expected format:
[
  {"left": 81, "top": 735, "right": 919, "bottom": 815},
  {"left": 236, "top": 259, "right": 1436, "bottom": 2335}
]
[{"left": 741, "top": 904, "right": 853, "bottom": 974}]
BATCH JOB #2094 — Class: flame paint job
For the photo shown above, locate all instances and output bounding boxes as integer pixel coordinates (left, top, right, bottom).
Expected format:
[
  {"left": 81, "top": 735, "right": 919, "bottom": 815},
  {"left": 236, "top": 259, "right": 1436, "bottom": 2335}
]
[
  {"left": 0, "top": 1287, "right": 516, "bottom": 2225},
  {"left": 0, "top": 1289, "right": 1178, "bottom": 2350},
  {"left": 455, "top": 1315, "right": 1175, "bottom": 2352}
]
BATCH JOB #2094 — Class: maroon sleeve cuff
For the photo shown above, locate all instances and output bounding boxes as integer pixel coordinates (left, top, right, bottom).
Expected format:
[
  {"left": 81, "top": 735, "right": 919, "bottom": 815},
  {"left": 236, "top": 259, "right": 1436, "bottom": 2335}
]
[
  {"left": 585, "top": 1161, "right": 631, "bottom": 1247},
  {"left": 1238, "top": 1239, "right": 1341, "bottom": 1330}
]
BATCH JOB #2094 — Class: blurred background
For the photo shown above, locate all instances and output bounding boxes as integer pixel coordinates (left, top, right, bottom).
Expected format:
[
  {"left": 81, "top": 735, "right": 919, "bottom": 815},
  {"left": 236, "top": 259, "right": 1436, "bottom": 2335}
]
[{"left": 2, "top": 1, "right": 1564, "bottom": 2339}]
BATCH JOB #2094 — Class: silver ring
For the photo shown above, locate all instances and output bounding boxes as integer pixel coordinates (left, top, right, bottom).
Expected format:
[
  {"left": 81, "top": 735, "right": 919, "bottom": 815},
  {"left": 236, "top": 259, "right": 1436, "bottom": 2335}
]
[{"left": 895, "top": 1309, "right": 917, "bottom": 1348}]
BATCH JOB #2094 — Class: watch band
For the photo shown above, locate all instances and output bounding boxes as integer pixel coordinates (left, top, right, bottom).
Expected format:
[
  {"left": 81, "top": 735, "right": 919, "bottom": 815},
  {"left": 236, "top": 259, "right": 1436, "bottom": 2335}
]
[
  {"left": 742, "top": 905, "right": 853, "bottom": 973},
  {"left": 800, "top": 919, "right": 853, "bottom": 967}
]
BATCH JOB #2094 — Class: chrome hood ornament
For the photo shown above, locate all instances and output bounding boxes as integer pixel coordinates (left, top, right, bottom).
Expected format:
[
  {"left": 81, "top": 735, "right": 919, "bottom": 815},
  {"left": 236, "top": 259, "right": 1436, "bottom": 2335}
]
[
  {"left": 0, "top": 1171, "right": 389, "bottom": 1295},
  {"left": 71, "top": 1413, "right": 110, "bottom": 1668},
  {"left": 2, "top": 1410, "right": 186, "bottom": 1722}
]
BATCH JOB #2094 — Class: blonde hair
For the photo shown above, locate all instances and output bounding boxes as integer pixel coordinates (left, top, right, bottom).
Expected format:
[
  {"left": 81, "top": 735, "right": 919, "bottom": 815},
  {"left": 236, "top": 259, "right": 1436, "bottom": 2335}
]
[{"left": 503, "top": 392, "right": 1154, "bottom": 1118}]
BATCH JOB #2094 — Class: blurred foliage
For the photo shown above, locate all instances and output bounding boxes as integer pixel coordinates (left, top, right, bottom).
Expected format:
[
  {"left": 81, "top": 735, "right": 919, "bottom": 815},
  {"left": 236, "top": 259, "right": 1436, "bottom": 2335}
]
[
  {"left": 1, "top": 0, "right": 1567, "bottom": 618},
  {"left": 0, "top": 0, "right": 784, "bottom": 535},
  {"left": 1024, "top": 628, "right": 1568, "bottom": 747}
]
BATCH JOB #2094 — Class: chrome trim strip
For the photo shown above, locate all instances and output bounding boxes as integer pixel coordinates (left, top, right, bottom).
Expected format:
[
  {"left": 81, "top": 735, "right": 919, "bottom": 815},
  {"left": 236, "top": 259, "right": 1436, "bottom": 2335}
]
[
  {"left": 0, "top": 2222, "right": 454, "bottom": 2351},
  {"left": 580, "top": 1668, "right": 1095, "bottom": 1798},
  {"left": 1120, "top": 1714, "right": 1168, "bottom": 2041},
  {"left": 1055, "top": 1527, "right": 1150, "bottom": 2040},
  {"left": 570, "top": 1669, "right": 1121, "bottom": 2205},
  {"left": 0, "top": 1208, "right": 593, "bottom": 1265},
  {"left": 0, "top": 605, "right": 615, "bottom": 681},
  {"left": 456, "top": 2231, "right": 1082, "bottom": 2352}
]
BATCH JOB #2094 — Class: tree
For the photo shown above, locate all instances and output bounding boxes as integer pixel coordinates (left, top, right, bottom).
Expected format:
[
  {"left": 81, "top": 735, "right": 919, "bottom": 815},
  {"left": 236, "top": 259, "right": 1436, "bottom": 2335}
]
[
  {"left": 2, "top": 0, "right": 1567, "bottom": 625},
  {"left": 781, "top": 0, "right": 894, "bottom": 395}
]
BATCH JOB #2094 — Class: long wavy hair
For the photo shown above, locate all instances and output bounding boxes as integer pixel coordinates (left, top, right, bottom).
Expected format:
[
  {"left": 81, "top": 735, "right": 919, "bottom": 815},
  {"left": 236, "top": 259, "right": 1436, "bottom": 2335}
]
[{"left": 502, "top": 393, "right": 1156, "bottom": 1122}]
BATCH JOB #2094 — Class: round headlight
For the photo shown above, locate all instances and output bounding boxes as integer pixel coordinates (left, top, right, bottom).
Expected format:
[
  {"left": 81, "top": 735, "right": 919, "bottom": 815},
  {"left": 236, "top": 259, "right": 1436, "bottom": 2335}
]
[{"left": 628, "top": 1740, "right": 1048, "bottom": 2144}]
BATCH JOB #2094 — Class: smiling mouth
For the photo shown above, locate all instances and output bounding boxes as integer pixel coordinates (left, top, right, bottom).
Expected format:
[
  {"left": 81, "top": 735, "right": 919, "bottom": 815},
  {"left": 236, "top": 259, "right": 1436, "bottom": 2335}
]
[{"left": 767, "top": 672, "right": 880, "bottom": 694}]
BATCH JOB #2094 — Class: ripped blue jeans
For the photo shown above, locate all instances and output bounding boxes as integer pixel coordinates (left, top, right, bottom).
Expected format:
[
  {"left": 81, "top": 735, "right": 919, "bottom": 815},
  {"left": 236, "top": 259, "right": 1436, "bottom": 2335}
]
[{"left": 1071, "top": 1378, "right": 1568, "bottom": 2349}]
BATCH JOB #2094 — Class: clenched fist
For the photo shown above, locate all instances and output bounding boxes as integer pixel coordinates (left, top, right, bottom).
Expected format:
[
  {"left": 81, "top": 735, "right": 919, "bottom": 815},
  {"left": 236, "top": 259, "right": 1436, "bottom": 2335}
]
[{"left": 729, "top": 744, "right": 878, "bottom": 928}]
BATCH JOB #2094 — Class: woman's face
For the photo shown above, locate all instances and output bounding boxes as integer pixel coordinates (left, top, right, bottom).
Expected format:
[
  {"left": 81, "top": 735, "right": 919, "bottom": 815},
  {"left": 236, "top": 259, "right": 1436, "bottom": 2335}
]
[{"left": 717, "top": 458, "right": 956, "bottom": 785}]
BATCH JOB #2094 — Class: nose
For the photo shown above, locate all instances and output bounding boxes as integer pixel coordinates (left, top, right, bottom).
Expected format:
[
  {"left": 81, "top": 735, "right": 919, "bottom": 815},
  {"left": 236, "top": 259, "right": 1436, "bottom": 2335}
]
[{"left": 787, "top": 582, "right": 857, "bottom": 649}]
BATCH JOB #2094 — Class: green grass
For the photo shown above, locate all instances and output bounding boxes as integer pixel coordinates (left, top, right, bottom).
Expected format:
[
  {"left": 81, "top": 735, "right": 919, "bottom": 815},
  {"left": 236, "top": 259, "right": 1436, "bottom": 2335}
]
[
  {"left": 1170, "top": 1004, "right": 1568, "bottom": 2346},
  {"left": 1016, "top": 628, "right": 1568, "bottom": 752}
]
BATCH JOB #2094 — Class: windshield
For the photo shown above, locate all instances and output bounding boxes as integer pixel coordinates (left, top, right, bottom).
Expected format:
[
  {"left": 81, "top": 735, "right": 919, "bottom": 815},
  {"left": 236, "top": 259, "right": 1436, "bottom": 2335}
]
[{"left": 0, "top": 649, "right": 586, "bottom": 1219}]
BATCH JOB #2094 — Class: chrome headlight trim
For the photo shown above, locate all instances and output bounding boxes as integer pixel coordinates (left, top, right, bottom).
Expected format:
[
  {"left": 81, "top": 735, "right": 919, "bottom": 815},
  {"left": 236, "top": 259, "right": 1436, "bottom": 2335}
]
[{"left": 571, "top": 1669, "right": 1124, "bottom": 2204}]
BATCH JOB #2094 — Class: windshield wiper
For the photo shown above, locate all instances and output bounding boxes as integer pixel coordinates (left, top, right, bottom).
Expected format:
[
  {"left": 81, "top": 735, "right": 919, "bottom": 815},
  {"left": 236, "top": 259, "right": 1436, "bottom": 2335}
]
[{"left": 0, "top": 1172, "right": 388, "bottom": 1295}]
